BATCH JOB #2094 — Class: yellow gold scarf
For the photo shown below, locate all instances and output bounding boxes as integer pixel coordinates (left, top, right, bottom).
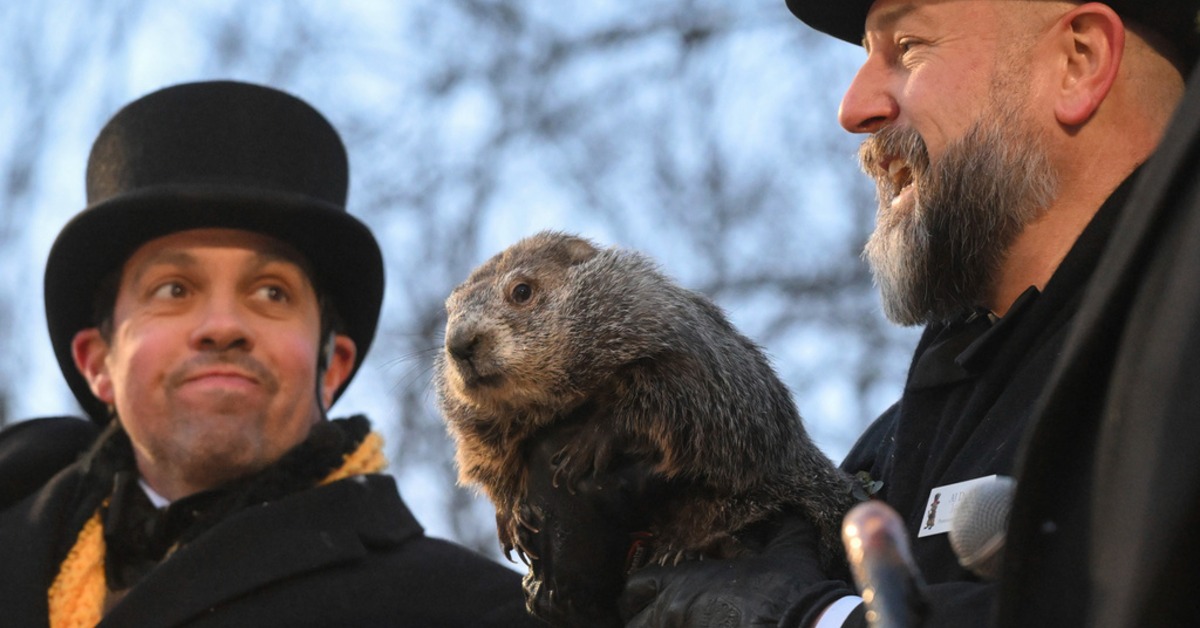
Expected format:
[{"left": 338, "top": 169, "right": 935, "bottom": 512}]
[{"left": 47, "top": 431, "right": 387, "bottom": 628}]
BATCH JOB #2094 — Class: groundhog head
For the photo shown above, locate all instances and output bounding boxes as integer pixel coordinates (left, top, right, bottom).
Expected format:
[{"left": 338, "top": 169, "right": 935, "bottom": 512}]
[{"left": 437, "top": 231, "right": 605, "bottom": 424}]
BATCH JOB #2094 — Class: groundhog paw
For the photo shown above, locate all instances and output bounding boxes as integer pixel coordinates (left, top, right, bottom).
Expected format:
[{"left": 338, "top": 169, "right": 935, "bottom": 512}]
[
  {"left": 645, "top": 530, "right": 740, "bottom": 567},
  {"left": 548, "top": 425, "right": 618, "bottom": 492},
  {"left": 649, "top": 546, "right": 702, "bottom": 567},
  {"left": 511, "top": 500, "right": 543, "bottom": 564},
  {"left": 498, "top": 508, "right": 540, "bottom": 565}
]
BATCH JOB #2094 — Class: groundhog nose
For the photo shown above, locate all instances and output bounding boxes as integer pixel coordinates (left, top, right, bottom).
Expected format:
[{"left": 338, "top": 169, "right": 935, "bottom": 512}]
[{"left": 447, "top": 327, "right": 480, "bottom": 362}]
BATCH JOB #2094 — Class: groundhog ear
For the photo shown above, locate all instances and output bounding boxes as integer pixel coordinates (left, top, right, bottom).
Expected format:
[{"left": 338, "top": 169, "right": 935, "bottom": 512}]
[{"left": 561, "top": 237, "right": 599, "bottom": 266}]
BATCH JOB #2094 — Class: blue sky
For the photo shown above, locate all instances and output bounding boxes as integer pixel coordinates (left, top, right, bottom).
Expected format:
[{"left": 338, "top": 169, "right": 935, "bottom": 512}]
[{"left": 4, "top": 0, "right": 918, "bottom": 552}]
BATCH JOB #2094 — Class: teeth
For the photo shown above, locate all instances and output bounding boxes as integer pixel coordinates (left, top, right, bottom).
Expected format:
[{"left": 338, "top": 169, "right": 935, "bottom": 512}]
[{"left": 886, "top": 158, "right": 912, "bottom": 190}]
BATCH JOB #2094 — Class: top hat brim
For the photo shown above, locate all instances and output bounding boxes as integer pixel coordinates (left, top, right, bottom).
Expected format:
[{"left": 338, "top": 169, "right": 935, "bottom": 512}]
[
  {"left": 785, "top": 0, "right": 1200, "bottom": 71},
  {"left": 45, "top": 183, "right": 385, "bottom": 424},
  {"left": 784, "top": 0, "right": 871, "bottom": 46}
]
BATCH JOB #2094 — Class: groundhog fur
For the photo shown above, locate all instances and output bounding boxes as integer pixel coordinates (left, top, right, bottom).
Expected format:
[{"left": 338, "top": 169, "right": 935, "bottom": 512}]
[{"left": 434, "top": 230, "right": 857, "bottom": 624}]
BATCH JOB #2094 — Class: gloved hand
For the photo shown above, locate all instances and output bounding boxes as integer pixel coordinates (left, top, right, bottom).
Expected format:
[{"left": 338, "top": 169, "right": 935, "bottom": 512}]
[
  {"left": 618, "top": 513, "right": 857, "bottom": 628},
  {"left": 519, "top": 416, "right": 669, "bottom": 627}
]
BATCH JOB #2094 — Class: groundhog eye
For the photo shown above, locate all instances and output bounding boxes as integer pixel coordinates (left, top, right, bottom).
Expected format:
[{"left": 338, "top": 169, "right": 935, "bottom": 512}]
[{"left": 511, "top": 283, "right": 533, "bottom": 303}]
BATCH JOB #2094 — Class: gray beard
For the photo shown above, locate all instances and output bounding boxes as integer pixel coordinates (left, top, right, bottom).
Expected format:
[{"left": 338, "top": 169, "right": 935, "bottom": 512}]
[{"left": 859, "top": 101, "right": 1059, "bottom": 326}]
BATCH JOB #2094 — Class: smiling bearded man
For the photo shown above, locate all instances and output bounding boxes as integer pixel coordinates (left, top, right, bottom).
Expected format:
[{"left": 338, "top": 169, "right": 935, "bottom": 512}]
[
  {"left": 614, "top": 1, "right": 1196, "bottom": 627},
  {"left": 861, "top": 91, "right": 1059, "bottom": 325}
]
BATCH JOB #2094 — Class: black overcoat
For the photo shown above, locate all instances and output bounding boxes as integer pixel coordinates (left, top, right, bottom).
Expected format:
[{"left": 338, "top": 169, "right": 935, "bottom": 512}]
[
  {"left": 0, "top": 466, "right": 540, "bottom": 627},
  {"left": 837, "top": 175, "right": 1134, "bottom": 626},
  {"left": 997, "top": 63, "right": 1200, "bottom": 627}
]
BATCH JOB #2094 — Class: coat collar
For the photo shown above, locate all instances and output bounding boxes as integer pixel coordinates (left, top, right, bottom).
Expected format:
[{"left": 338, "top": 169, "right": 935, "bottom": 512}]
[
  {"left": 904, "top": 173, "right": 1139, "bottom": 391},
  {"left": 99, "top": 474, "right": 418, "bottom": 627}
]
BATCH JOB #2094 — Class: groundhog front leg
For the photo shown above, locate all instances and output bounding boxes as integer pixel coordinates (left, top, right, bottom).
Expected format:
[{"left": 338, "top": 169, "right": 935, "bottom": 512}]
[
  {"left": 467, "top": 451, "right": 534, "bottom": 563},
  {"left": 546, "top": 407, "right": 622, "bottom": 492},
  {"left": 497, "top": 506, "right": 534, "bottom": 564}
]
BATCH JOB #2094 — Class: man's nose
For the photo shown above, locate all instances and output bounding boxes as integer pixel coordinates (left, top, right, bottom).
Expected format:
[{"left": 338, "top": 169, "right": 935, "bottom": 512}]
[
  {"left": 190, "top": 297, "right": 252, "bottom": 351},
  {"left": 838, "top": 55, "right": 898, "bottom": 134}
]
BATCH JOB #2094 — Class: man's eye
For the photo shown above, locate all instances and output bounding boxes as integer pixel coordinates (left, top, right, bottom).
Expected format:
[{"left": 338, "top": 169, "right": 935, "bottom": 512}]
[
  {"left": 897, "top": 38, "right": 921, "bottom": 55},
  {"left": 256, "top": 285, "right": 289, "bottom": 303},
  {"left": 151, "top": 282, "right": 187, "bottom": 299}
]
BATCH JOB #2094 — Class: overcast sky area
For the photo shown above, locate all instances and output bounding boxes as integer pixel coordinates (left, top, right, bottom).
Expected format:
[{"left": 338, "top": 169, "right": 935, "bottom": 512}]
[{"left": 1, "top": 0, "right": 922, "bottom": 559}]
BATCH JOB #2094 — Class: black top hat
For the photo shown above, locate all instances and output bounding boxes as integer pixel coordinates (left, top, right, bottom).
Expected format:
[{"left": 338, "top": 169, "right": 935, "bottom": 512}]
[
  {"left": 785, "top": 0, "right": 1200, "bottom": 72},
  {"left": 44, "top": 80, "right": 385, "bottom": 423}
]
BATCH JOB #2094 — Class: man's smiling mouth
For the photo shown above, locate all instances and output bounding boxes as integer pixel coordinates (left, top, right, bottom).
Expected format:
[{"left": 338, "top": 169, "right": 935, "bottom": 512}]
[{"left": 887, "top": 157, "right": 914, "bottom": 196}]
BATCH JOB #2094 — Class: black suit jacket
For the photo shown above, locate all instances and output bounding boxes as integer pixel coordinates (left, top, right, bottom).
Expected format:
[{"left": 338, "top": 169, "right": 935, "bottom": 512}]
[
  {"left": 0, "top": 468, "right": 540, "bottom": 627},
  {"left": 998, "top": 64, "right": 1200, "bottom": 626}
]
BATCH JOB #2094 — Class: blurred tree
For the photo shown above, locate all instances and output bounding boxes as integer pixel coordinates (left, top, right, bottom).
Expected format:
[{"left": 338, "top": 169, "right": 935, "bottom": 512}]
[{"left": 0, "top": 0, "right": 919, "bottom": 559}]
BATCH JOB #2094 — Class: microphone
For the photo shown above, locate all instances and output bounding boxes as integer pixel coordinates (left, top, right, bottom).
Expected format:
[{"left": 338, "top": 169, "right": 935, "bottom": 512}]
[
  {"left": 842, "top": 500, "right": 929, "bottom": 628},
  {"left": 948, "top": 475, "right": 1016, "bottom": 580}
]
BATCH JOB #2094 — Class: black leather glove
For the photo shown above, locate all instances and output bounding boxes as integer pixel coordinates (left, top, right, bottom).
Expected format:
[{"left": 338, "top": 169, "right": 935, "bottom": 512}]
[
  {"left": 520, "top": 416, "right": 670, "bottom": 627},
  {"left": 618, "top": 513, "right": 858, "bottom": 628}
]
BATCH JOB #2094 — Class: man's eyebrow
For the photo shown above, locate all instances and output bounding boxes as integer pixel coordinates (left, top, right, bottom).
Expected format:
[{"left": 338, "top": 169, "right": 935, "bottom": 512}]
[
  {"left": 127, "top": 250, "right": 197, "bottom": 285},
  {"left": 862, "top": 3, "right": 918, "bottom": 50},
  {"left": 250, "top": 246, "right": 314, "bottom": 280},
  {"left": 125, "top": 243, "right": 313, "bottom": 287},
  {"left": 251, "top": 251, "right": 295, "bottom": 269}
]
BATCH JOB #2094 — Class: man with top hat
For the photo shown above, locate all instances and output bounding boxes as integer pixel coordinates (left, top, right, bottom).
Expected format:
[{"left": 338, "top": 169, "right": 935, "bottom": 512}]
[
  {"left": 616, "top": 1, "right": 1200, "bottom": 626},
  {"left": 0, "top": 80, "right": 538, "bottom": 626}
]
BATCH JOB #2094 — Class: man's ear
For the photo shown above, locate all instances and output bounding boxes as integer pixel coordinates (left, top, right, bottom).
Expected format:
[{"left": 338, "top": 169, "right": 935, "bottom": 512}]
[
  {"left": 1052, "top": 3, "right": 1125, "bottom": 126},
  {"left": 319, "top": 334, "right": 357, "bottom": 410},
  {"left": 72, "top": 328, "right": 114, "bottom": 404}
]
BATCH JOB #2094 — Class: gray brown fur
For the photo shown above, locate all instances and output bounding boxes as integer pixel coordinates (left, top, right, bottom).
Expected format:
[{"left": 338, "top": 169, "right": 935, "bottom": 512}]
[{"left": 434, "top": 230, "right": 856, "bottom": 581}]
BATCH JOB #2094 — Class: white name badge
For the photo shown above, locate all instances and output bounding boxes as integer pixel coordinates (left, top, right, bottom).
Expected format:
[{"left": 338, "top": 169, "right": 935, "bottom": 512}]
[{"left": 917, "top": 475, "right": 997, "bottom": 538}]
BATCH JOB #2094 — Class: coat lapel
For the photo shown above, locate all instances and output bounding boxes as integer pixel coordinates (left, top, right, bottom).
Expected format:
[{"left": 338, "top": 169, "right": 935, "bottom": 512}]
[
  {"left": 1003, "top": 64, "right": 1200, "bottom": 627},
  {"left": 99, "top": 475, "right": 418, "bottom": 627},
  {"left": 1086, "top": 80, "right": 1200, "bottom": 626}
]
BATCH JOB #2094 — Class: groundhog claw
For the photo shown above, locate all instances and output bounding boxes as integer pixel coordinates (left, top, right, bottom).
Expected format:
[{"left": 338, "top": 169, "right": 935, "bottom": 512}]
[
  {"left": 508, "top": 501, "right": 542, "bottom": 563},
  {"left": 548, "top": 423, "right": 619, "bottom": 492},
  {"left": 516, "top": 501, "right": 542, "bottom": 534}
]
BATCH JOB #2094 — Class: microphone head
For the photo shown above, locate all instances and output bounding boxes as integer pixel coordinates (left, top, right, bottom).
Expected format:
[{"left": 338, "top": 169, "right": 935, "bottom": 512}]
[{"left": 948, "top": 476, "right": 1016, "bottom": 580}]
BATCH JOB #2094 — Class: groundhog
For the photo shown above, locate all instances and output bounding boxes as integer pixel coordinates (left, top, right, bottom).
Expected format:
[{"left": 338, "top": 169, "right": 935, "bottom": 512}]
[{"left": 434, "top": 230, "right": 857, "bottom": 626}]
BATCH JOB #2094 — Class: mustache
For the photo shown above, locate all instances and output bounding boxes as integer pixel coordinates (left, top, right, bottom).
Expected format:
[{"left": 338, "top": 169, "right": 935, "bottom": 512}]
[
  {"left": 858, "top": 126, "right": 931, "bottom": 190},
  {"left": 166, "top": 353, "right": 279, "bottom": 391}
]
